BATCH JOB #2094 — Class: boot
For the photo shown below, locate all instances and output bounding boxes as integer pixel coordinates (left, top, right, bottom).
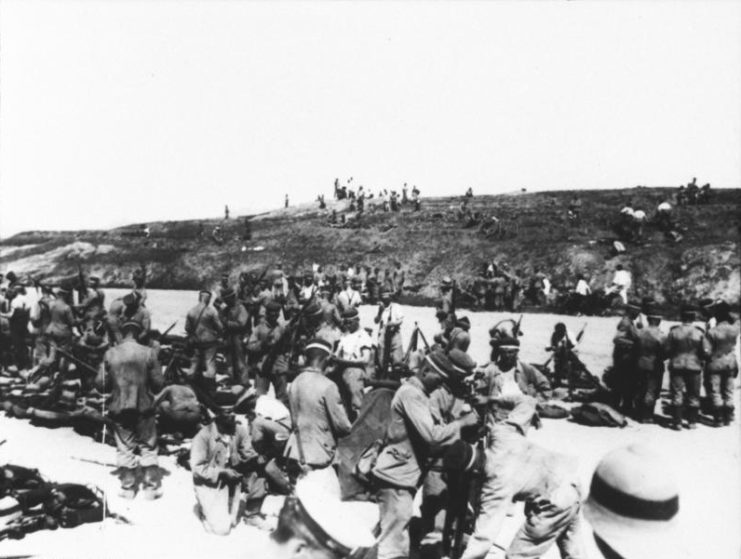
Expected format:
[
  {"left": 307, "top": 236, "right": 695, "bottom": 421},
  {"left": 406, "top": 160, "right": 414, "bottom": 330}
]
[
  {"left": 141, "top": 465, "right": 163, "bottom": 500},
  {"left": 670, "top": 406, "right": 683, "bottom": 431},
  {"left": 118, "top": 468, "right": 138, "bottom": 499},
  {"left": 723, "top": 407, "right": 734, "bottom": 426},
  {"left": 686, "top": 408, "right": 698, "bottom": 430},
  {"left": 712, "top": 407, "right": 723, "bottom": 427}
]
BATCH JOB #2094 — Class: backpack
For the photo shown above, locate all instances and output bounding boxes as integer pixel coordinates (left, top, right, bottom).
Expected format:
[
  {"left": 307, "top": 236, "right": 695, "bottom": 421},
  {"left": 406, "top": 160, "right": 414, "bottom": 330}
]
[{"left": 571, "top": 403, "right": 627, "bottom": 428}]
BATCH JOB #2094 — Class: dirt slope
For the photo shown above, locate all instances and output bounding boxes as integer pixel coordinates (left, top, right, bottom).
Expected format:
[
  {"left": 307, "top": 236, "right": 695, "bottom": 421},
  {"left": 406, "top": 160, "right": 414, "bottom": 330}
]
[{"left": 1, "top": 188, "right": 739, "bottom": 314}]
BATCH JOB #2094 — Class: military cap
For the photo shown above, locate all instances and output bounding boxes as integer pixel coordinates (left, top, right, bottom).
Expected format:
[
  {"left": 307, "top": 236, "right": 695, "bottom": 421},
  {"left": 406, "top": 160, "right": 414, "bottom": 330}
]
[
  {"left": 121, "top": 320, "right": 143, "bottom": 334},
  {"left": 303, "top": 270, "right": 314, "bottom": 279},
  {"left": 380, "top": 289, "right": 392, "bottom": 299},
  {"left": 304, "top": 337, "right": 332, "bottom": 355},
  {"left": 265, "top": 300, "right": 283, "bottom": 313},
  {"left": 441, "top": 276, "right": 453, "bottom": 288},
  {"left": 56, "top": 282, "right": 73, "bottom": 295},
  {"left": 492, "top": 336, "right": 520, "bottom": 350},
  {"left": 122, "top": 293, "right": 137, "bottom": 306},
  {"left": 447, "top": 348, "right": 476, "bottom": 375},
  {"left": 221, "top": 288, "right": 237, "bottom": 301},
  {"left": 342, "top": 307, "right": 360, "bottom": 321},
  {"left": 277, "top": 479, "right": 376, "bottom": 556},
  {"left": 88, "top": 276, "right": 100, "bottom": 284},
  {"left": 351, "top": 276, "right": 362, "bottom": 285},
  {"left": 199, "top": 287, "right": 211, "bottom": 296},
  {"left": 680, "top": 303, "right": 698, "bottom": 320},
  {"left": 455, "top": 316, "right": 471, "bottom": 331},
  {"left": 304, "top": 300, "right": 323, "bottom": 318},
  {"left": 713, "top": 301, "right": 731, "bottom": 319},
  {"left": 5, "top": 271, "right": 17, "bottom": 283},
  {"left": 624, "top": 301, "right": 642, "bottom": 313}
]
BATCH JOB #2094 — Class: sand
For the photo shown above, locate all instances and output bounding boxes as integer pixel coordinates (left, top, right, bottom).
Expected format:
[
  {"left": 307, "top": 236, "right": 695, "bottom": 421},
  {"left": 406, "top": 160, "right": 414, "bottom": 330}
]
[{"left": 1, "top": 291, "right": 738, "bottom": 558}]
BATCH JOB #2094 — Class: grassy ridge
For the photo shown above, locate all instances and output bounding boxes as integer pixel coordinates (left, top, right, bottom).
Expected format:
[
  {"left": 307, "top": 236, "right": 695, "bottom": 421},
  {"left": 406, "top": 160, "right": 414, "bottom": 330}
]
[{"left": 1, "top": 188, "right": 739, "bottom": 311}]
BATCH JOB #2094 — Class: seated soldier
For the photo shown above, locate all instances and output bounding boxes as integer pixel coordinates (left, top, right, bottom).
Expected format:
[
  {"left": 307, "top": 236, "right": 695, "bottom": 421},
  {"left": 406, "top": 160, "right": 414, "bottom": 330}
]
[
  {"left": 480, "top": 337, "right": 552, "bottom": 422},
  {"left": 190, "top": 412, "right": 265, "bottom": 535}
]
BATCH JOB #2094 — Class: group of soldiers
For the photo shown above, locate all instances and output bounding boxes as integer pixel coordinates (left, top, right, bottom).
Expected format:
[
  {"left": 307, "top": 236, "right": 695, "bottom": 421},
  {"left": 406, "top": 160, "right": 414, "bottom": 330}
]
[
  {"left": 607, "top": 299, "right": 739, "bottom": 429},
  {"left": 0, "top": 264, "right": 738, "bottom": 558}
]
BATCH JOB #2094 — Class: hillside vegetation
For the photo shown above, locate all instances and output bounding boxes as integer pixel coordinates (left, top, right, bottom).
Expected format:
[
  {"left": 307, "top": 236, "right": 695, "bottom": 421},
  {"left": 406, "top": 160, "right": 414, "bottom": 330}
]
[{"left": 1, "top": 188, "right": 739, "bottom": 314}]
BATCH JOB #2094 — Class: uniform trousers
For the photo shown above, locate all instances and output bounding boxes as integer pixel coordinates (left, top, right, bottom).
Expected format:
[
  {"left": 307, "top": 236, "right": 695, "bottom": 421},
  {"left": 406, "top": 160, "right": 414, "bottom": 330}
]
[
  {"left": 377, "top": 483, "right": 415, "bottom": 559},
  {"left": 670, "top": 369, "right": 702, "bottom": 410},
  {"left": 189, "top": 344, "right": 218, "bottom": 379},
  {"left": 707, "top": 370, "right": 736, "bottom": 411}
]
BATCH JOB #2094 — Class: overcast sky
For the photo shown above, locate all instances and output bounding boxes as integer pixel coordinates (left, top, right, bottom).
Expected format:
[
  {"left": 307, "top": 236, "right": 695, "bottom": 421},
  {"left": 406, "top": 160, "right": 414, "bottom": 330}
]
[{"left": 1, "top": 1, "right": 739, "bottom": 238}]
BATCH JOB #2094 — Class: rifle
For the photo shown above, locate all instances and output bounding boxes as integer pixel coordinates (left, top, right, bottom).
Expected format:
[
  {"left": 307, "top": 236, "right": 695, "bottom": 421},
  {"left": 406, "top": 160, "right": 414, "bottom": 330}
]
[
  {"left": 77, "top": 265, "right": 88, "bottom": 305},
  {"left": 542, "top": 322, "right": 588, "bottom": 388},
  {"left": 514, "top": 313, "right": 524, "bottom": 338},
  {"left": 263, "top": 288, "right": 316, "bottom": 373},
  {"left": 160, "top": 321, "right": 178, "bottom": 338}
]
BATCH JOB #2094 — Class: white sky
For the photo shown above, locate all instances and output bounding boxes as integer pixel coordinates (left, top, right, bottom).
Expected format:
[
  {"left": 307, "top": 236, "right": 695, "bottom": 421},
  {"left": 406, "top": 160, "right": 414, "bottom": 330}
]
[{"left": 1, "top": 1, "right": 739, "bottom": 238}]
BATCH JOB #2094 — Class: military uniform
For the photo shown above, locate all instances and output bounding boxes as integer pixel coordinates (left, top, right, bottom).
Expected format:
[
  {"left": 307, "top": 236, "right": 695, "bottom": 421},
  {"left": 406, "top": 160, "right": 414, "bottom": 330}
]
[
  {"left": 666, "top": 317, "right": 710, "bottom": 429},
  {"left": 376, "top": 301, "right": 404, "bottom": 368},
  {"left": 284, "top": 366, "right": 352, "bottom": 470},
  {"left": 97, "top": 331, "right": 164, "bottom": 498},
  {"left": 334, "top": 314, "right": 374, "bottom": 419},
  {"left": 185, "top": 297, "right": 223, "bottom": 383},
  {"left": 190, "top": 419, "right": 261, "bottom": 535},
  {"left": 705, "top": 319, "right": 740, "bottom": 425},
  {"left": 372, "top": 371, "right": 467, "bottom": 559},
  {"left": 634, "top": 323, "right": 667, "bottom": 422},
  {"left": 461, "top": 397, "right": 584, "bottom": 559},
  {"left": 220, "top": 295, "right": 249, "bottom": 383},
  {"left": 611, "top": 313, "right": 641, "bottom": 415},
  {"left": 247, "top": 317, "right": 291, "bottom": 405},
  {"left": 483, "top": 359, "right": 552, "bottom": 422}
]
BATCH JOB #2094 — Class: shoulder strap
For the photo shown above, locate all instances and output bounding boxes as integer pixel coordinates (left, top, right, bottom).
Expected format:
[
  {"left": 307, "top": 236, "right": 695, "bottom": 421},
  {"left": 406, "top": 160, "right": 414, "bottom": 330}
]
[{"left": 287, "top": 388, "right": 306, "bottom": 466}]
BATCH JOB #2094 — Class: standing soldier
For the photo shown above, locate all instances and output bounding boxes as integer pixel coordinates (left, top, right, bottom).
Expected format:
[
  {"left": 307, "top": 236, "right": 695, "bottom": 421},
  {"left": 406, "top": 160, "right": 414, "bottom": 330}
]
[
  {"left": 96, "top": 320, "right": 164, "bottom": 499},
  {"left": 666, "top": 305, "right": 709, "bottom": 430},
  {"left": 634, "top": 307, "right": 667, "bottom": 423},
  {"left": 436, "top": 277, "right": 456, "bottom": 330},
  {"left": 41, "top": 283, "right": 79, "bottom": 377},
  {"left": 284, "top": 338, "right": 352, "bottom": 481},
  {"left": 705, "top": 302, "right": 740, "bottom": 426},
  {"left": 219, "top": 287, "right": 249, "bottom": 384},
  {"left": 77, "top": 276, "right": 106, "bottom": 331},
  {"left": 336, "top": 276, "right": 362, "bottom": 315},
  {"left": 185, "top": 290, "right": 224, "bottom": 395},
  {"left": 610, "top": 303, "right": 641, "bottom": 416},
  {"left": 331, "top": 307, "right": 374, "bottom": 420},
  {"left": 371, "top": 350, "right": 478, "bottom": 559},
  {"left": 246, "top": 301, "right": 291, "bottom": 405},
  {"left": 375, "top": 290, "right": 404, "bottom": 372}
]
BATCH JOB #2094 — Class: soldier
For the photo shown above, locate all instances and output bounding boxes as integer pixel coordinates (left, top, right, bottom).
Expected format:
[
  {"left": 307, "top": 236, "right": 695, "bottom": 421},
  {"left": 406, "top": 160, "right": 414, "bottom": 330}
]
[
  {"left": 318, "top": 287, "right": 343, "bottom": 330},
  {"left": 96, "top": 320, "right": 164, "bottom": 499},
  {"left": 336, "top": 277, "right": 362, "bottom": 315},
  {"left": 40, "top": 284, "right": 79, "bottom": 375},
  {"left": 219, "top": 287, "right": 249, "bottom": 384},
  {"left": 302, "top": 300, "right": 342, "bottom": 352},
  {"left": 482, "top": 337, "right": 552, "bottom": 421},
  {"left": 547, "top": 322, "right": 579, "bottom": 397},
  {"left": 299, "top": 271, "right": 316, "bottom": 303},
  {"left": 331, "top": 307, "right": 374, "bottom": 420},
  {"left": 634, "top": 308, "right": 667, "bottom": 423},
  {"left": 412, "top": 349, "right": 476, "bottom": 553},
  {"left": 446, "top": 316, "right": 471, "bottom": 353},
  {"left": 185, "top": 290, "right": 224, "bottom": 394},
  {"left": 374, "top": 290, "right": 404, "bottom": 371},
  {"left": 665, "top": 305, "right": 709, "bottom": 430},
  {"left": 246, "top": 300, "right": 291, "bottom": 405},
  {"left": 122, "top": 292, "right": 151, "bottom": 344},
  {"left": 705, "top": 302, "right": 740, "bottom": 426},
  {"left": 459, "top": 394, "right": 584, "bottom": 559},
  {"left": 132, "top": 267, "right": 147, "bottom": 305},
  {"left": 610, "top": 303, "right": 642, "bottom": 416},
  {"left": 436, "top": 277, "right": 456, "bottom": 330},
  {"left": 190, "top": 412, "right": 261, "bottom": 535},
  {"left": 284, "top": 338, "right": 352, "bottom": 481},
  {"left": 267, "top": 476, "right": 376, "bottom": 558},
  {"left": 76, "top": 276, "right": 105, "bottom": 330},
  {"left": 371, "top": 349, "right": 479, "bottom": 559}
]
